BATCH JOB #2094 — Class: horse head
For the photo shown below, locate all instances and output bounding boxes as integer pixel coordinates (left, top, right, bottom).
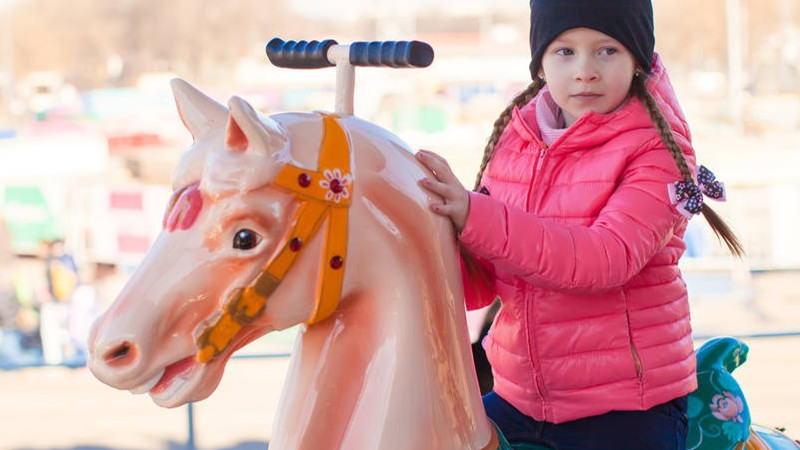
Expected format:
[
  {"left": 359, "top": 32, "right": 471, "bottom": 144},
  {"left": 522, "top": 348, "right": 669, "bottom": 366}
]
[{"left": 88, "top": 79, "right": 343, "bottom": 407}]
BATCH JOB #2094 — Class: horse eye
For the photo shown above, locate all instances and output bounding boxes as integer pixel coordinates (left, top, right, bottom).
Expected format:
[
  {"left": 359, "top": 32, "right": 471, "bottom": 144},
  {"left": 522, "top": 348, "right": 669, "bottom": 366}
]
[{"left": 233, "top": 229, "right": 262, "bottom": 250}]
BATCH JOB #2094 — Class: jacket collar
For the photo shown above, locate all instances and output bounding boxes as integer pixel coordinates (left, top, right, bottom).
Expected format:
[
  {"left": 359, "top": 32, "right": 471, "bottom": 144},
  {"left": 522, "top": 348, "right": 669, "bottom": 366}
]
[{"left": 509, "top": 53, "right": 691, "bottom": 154}]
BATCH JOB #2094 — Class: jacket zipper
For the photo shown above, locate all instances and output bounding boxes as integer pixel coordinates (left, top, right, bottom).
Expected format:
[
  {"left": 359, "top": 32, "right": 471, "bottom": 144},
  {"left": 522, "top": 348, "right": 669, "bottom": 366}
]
[
  {"left": 527, "top": 140, "right": 550, "bottom": 418},
  {"left": 534, "top": 143, "right": 548, "bottom": 173},
  {"left": 526, "top": 142, "right": 548, "bottom": 210}
]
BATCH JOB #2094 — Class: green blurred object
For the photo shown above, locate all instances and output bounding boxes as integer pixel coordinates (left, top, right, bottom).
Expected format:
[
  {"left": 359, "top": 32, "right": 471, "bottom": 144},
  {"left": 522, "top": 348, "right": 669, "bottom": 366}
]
[
  {"left": 419, "top": 105, "right": 446, "bottom": 132},
  {"left": 1, "top": 185, "right": 61, "bottom": 255},
  {"left": 391, "top": 105, "right": 447, "bottom": 133}
]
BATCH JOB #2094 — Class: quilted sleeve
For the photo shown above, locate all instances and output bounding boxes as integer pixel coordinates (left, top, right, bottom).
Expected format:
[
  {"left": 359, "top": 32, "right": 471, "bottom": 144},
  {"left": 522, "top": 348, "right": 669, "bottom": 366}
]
[{"left": 459, "top": 141, "right": 685, "bottom": 292}]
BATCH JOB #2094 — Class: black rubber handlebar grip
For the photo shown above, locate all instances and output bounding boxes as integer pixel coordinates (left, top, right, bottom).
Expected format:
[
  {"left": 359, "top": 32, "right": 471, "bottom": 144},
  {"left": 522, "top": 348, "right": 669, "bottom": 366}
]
[
  {"left": 266, "top": 38, "right": 434, "bottom": 69},
  {"left": 349, "top": 41, "right": 434, "bottom": 68},
  {"left": 265, "top": 38, "right": 338, "bottom": 69}
]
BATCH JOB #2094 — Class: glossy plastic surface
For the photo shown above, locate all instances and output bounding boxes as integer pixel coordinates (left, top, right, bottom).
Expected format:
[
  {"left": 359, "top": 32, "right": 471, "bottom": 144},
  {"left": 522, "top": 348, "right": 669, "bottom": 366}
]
[{"left": 87, "top": 79, "right": 493, "bottom": 449}]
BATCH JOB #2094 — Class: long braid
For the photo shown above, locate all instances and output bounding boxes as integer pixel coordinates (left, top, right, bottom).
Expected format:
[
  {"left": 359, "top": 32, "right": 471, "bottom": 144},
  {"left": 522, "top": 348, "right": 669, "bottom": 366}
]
[
  {"left": 632, "top": 75, "right": 745, "bottom": 257},
  {"left": 462, "top": 78, "right": 545, "bottom": 286},
  {"left": 473, "top": 78, "right": 545, "bottom": 190}
]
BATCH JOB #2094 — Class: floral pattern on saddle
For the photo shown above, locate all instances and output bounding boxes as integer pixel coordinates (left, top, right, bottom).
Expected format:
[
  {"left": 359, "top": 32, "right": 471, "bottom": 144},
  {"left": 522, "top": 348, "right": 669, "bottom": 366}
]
[{"left": 687, "top": 336, "right": 751, "bottom": 449}]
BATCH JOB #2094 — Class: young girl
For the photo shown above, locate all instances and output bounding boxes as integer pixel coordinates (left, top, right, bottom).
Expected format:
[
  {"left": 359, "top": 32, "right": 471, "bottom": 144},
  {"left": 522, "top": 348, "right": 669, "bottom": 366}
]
[{"left": 417, "top": 0, "right": 743, "bottom": 448}]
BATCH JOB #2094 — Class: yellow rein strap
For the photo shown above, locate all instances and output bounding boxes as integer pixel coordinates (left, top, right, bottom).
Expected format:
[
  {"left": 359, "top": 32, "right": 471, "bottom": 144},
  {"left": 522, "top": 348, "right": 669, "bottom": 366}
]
[{"left": 196, "top": 114, "right": 352, "bottom": 363}]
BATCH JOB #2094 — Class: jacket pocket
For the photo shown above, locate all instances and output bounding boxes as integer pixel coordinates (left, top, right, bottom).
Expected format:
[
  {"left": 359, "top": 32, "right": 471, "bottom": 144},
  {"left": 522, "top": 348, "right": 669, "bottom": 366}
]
[
  {"left": 629, "top": 341, "right": 643, "bottom": 379},
  {"left": 625, "top": 308, "right": 643, "bottom": 382}
]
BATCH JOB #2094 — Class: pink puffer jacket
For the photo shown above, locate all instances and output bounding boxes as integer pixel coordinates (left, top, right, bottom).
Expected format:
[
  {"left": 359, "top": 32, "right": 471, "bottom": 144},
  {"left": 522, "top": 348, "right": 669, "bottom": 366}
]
[{"left": 460, "top": 55, "right": 697, "bottom": 424}]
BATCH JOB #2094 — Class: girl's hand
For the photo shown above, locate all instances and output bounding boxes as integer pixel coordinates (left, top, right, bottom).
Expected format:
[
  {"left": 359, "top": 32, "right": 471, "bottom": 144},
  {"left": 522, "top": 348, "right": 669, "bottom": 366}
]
[{"left": 416, "top": 149, "right": 470, "bottom": 233}]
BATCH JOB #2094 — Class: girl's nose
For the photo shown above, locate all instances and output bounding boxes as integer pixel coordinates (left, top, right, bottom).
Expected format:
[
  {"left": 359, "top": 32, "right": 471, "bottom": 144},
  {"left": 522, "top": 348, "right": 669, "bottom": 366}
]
[{"left": 574, "top": 58, "right": 600, "bottom": 82}]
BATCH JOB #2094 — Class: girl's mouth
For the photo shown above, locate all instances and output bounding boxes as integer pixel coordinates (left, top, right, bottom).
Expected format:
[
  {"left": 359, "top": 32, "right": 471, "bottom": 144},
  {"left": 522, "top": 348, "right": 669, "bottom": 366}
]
[{"left": 572, "top": 93, "right": 602, "bottom": 102}]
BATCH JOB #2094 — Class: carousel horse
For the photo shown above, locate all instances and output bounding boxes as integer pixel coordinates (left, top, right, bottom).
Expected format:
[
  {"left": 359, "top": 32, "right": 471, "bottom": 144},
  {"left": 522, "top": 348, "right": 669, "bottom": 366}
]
[{"left": 87, "top": 40, "right": 799, "bottom": 450}]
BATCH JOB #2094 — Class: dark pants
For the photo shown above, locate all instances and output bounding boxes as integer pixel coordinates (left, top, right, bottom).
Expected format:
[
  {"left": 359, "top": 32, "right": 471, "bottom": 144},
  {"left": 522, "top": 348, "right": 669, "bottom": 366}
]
[{"left": 484, "top": 391, "right": 688, "bottom": 450}]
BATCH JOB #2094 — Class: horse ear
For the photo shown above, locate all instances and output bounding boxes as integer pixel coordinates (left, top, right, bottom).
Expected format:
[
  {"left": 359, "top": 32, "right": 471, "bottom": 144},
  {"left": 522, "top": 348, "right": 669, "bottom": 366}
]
[
  {"left": 170, "top": 78, "right": 228, "bottom": 140},
  {"left": 226, "top": 96, "right": 287, "bottom": 155}
]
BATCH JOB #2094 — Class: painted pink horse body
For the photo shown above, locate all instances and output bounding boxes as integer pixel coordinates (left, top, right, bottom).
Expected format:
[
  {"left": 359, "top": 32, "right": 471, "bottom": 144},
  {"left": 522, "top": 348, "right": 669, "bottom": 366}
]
[{"left": 88, "top": 80, "right": 494, "bottom": 449}]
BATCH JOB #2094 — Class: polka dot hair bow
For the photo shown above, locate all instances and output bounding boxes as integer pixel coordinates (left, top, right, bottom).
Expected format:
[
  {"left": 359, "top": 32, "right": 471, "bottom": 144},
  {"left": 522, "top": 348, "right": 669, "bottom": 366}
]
[{"left": 668, "top": 165, "right": 727, "bottom": 219}]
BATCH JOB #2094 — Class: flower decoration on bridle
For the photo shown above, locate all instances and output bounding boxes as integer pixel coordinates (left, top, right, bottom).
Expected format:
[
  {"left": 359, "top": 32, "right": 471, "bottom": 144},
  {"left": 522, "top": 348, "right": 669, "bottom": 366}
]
[
  {"left": 668, "top": 165, "right": 727, "bottom": 219},
  {"left": 320, "top": 168, "right": 352, "bottom": 203}
]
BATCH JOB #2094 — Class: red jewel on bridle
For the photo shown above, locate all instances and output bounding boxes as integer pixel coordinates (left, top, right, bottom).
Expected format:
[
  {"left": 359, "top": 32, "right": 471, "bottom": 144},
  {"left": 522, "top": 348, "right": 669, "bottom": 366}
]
[
  {"left": 297, "top": 173, "right": 311, "bottom": 188},
  {"left": 289, "top": 237, "right": 302, "bottom": 252},
  {"left": 329, "top": 179, "right": 343, "bottom": 194},
  {"left": 329, "top": 255, "right": 343, "bottom": 269}
]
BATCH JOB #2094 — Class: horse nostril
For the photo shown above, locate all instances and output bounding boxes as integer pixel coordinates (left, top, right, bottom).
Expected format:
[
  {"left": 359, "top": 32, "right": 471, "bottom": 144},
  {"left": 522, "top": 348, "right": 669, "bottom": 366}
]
[
  {"left": 103, "top": 342, "right": 138, "bottom": 367},
  {"left": 112, "top": 346, "right": 130, "bottom": 359}
]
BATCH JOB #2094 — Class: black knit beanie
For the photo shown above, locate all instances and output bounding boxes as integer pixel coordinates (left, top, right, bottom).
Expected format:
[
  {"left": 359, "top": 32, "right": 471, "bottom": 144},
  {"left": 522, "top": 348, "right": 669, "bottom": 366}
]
[{"left": 529, "top": 0, "right": 655, "bottom": 80}]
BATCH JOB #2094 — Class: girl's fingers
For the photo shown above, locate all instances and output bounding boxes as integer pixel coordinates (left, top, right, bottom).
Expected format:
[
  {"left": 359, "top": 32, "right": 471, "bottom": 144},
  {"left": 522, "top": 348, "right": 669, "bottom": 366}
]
[
  {"left": 416, "top": 151, "right": 469, "bottom": 230},
  {"left": 418, "top": 149, "right": 446, "bottom": 164},
  {"left": 420, "top": 177, "right": 462, "bottom": 205},
  {"left": 429, "top": 201, "right": 454, "bottom": 216},
  {"left": 419, "top": 177, "right": 447, "bottom": 196},
  {"left": 429, "top": 201, "right": 468, "bottom": 232},
  {"left": 416, "top": 150, "right": 458, "bottom": 184},
  {"left": 420, "top": 180, "right": 462, "bottom": 211}
]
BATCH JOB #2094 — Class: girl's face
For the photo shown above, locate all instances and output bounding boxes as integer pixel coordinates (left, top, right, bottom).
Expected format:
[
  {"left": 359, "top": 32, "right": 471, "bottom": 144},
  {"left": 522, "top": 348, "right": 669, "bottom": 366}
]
[{"left": 540, "top": 27, "right": 637, "bottom": 127}]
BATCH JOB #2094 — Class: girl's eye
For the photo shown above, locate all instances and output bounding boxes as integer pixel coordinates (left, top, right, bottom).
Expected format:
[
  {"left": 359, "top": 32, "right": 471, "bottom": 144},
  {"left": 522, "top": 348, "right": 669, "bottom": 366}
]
[
  {"left": 555, "top": 48, "right": 574, "bottom": 56},
  {"left": 599, "top": 47, "right": 618, "bottom": 56},
  {"left": 233, "top": 229, "right": 262, "bottom": 250}
]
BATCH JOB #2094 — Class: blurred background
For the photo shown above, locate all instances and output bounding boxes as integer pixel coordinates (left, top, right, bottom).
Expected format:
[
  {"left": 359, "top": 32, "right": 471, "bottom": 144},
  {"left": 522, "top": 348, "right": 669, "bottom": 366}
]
[{"left": 0, "top": 0, "right": 799, "bottom": 449}]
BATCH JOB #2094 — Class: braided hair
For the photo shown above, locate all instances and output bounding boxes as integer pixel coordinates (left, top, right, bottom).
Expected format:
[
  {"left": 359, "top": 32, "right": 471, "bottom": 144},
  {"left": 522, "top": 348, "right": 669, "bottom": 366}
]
[
  {"left": 630, "top": 74, "right": 743, "bottom": 256},
  {"left": 473, "top": 77, "right": 545, "bottom": 190},
  {"left": 472, "top": 74, "right": 744, "bottom": 257}
]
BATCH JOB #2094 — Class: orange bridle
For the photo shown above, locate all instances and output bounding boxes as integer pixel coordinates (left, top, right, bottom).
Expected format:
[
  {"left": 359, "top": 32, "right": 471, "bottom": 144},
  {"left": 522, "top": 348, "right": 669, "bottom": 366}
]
[{"left": 196, "top": 114, "right": 353, "bottom": 363}]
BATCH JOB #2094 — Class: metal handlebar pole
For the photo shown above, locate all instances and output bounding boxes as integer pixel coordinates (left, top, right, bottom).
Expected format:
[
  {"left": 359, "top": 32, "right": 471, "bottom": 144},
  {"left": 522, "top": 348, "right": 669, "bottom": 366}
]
[
  {"left": 327, "top": 44, "right": 356, "bottom": 116},
  {"left": 187, "top": 402, "right": 196, "bottom": 450}
]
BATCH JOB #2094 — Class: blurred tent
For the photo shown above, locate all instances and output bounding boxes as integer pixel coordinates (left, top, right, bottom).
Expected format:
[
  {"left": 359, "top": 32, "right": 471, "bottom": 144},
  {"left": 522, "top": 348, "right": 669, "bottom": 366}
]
[
  {"left": 0, "top": 185, "right": 61, "bottom": 255},
  {"left": 0, "top": 123, "right": 109, "bottom": 255}
]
